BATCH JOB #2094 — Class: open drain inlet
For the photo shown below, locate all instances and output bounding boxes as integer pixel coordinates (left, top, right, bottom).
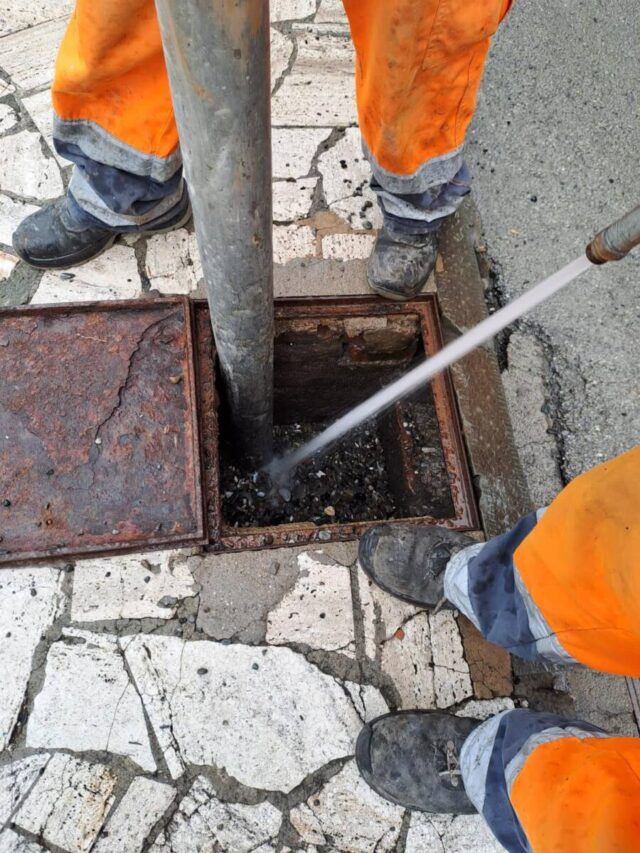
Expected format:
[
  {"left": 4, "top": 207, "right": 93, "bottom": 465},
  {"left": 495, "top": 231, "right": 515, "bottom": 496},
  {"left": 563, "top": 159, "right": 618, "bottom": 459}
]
[{"left": 199, "top": 296, "right": 479, "bottom": 552}]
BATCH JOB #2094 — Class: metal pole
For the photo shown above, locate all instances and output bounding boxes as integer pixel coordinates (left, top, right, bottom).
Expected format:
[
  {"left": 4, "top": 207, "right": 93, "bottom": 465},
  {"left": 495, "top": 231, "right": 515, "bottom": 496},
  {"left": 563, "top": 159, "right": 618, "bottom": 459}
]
[{"left": 154, "top": 0, "right": 274, "bottom": 466}]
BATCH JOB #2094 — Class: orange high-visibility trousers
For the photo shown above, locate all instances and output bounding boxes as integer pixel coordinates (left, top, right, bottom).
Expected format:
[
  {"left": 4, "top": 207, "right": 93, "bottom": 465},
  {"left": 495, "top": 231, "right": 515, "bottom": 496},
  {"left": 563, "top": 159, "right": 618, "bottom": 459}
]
[
  {"left": 460, "top": 708, "right": 640, "bottom": 852},
  {"left": 445, "top": 445, "right": 640, "bottom": 675},
  {"left": 515, "top": 445, "right": 640, "bottom": 674},
  {"left": 511, "top": 734, "right": 640, "bottom": 852},
  {"left": 52, "top": 1, "right": 512, "bottom": 202}
]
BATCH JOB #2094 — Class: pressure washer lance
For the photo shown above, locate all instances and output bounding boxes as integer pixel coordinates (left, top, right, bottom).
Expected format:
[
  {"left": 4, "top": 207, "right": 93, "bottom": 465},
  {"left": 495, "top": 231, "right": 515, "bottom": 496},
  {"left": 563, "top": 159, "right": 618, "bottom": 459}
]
[{"left": 268, "top": 204, "right": 640, "bottom": 483}]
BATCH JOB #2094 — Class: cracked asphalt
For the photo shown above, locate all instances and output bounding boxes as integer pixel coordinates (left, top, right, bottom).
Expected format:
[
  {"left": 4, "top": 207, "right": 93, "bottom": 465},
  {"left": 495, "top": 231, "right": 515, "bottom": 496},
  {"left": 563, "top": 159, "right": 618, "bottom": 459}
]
[{"left": 469, "top": 0, "right": 639, "bottom": 481}]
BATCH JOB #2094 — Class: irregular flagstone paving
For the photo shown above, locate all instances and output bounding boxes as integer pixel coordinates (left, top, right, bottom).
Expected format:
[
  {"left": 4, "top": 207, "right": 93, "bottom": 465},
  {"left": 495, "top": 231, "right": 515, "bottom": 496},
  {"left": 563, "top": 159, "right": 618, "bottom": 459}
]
[
  {"left": 27, "top": 629, "right": 156, "bottom": 771},
  {"left": 290, "top": 761, "right": 404, "bottom": 852},
  {"left": 0, "top": 1, "right": 516, "bottom": 850},
  {"left": 150, "top": 776, "right": 283, "bottom": 853},
  {"left": 121, "top": 635, "right": 368, "bottom": 790},
  {"left": 0, "top": 568, "right": 65, "bottom": 751}
]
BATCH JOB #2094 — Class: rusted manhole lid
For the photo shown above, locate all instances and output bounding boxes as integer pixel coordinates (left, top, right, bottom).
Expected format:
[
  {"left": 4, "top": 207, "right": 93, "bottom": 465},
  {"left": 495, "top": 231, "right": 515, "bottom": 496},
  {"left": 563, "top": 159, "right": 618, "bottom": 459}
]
[{"left": 0, "top": 298, "right": 204, "bottom": 564}]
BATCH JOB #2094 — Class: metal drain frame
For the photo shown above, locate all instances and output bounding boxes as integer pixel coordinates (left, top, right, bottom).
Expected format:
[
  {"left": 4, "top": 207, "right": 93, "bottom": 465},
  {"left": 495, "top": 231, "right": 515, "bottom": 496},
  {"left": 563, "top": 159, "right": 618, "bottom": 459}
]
[
  {"left": 0, "top": 294, "right": 479, "bottom": 565},
  {"left": 197, "top": 295, "right": 480, "bottom": 552}
]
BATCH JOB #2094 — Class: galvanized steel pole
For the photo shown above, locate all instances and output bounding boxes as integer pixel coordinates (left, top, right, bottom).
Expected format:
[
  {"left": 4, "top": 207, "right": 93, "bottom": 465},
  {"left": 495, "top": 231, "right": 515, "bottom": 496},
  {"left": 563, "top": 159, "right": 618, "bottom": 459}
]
[{"left": 154, "top": 0, "right": 274, "bottom": 466}]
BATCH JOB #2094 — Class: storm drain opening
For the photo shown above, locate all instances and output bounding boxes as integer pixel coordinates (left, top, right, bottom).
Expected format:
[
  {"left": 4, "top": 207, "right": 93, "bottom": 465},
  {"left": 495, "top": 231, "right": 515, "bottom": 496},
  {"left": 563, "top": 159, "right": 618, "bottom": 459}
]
[{"left": 198, "top": 296, "right": 479, "bottom": 552}]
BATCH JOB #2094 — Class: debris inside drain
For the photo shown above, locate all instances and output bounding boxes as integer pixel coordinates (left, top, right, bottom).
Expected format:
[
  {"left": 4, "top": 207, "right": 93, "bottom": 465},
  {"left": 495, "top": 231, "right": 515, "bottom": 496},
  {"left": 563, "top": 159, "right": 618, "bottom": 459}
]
[
  {"left": 221, "top": 423, "right": 395, "bottom": 527},
  {"left": 220, "top": 405, "right": 454, "bottom": 529}
]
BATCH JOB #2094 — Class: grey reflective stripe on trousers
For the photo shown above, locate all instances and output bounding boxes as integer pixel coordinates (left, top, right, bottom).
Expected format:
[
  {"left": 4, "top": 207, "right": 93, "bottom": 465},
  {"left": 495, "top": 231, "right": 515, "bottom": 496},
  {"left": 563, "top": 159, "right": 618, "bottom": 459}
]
[
  {"left": 362, "top": 140, "right": 465, "bottom": 194},
  {"left": 459, "top": 710, "right": 608, "bottom": 853},
  {"left": 53, "top": 116, "right": 182, "bottom": 182},
  {"left": 69, "top": 169, "right": 186, "bottom": 228},
  {"left": 443, "top": 517, "right": 577, "bottom": 666}
]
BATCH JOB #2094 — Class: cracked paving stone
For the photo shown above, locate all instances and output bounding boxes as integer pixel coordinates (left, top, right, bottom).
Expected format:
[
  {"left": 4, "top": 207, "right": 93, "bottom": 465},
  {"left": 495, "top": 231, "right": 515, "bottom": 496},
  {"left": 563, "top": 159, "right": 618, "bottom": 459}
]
[
  {"left": 272, "top": 25, "right": 357, "bottom": 127},
  {"left": 458, "top": 616, "right": 513, "bottom": 700},
  {"left": 322, "top": 232, "right": 376, "bottom": 261},
  {"left": 123, "top": 636, "right": 364, "bottom": 791},
  {"left": 272, "top": 128, "right": 331, "bottom": 180},
  {"left": 0, "top": 567, "right": 65, "bottom": 751},
  {"left": 0, "top": 131, "right": 62, "bottom": 200},
  {"left": 0, "top": 829, "right": 46, "bottom": 852},
  {"left": 290, "top": 760, "right": 404, "bottom": 852},
  {"left": 381, "top": 612, "right": 436, "bottom": 710},
  {"left": 271, "top": 0, "right": 316, "bottom": 22},
  {"left": 356, "top": 565, "right": 423, "bottom": 660},
  {"left": 93, "top": 777, "right": 176, "bottom": 853},
  {"left": 429, "top": 611, "right": 473, "bottom": 709},
  {"left": 266, "top": 551, "right": 356, "bottom": 656},
  {"left": 344, "top": 683, "right": 389, "bottom": 723},
  {"left": 405, "top": 813, "right": 504, "bottom": 853},
  {"left": 456, "top": 698, "right": 515, "bottom": 720},
  {"left": 315, "top": 0, "right": 348, "bottom": 23},
  {"left": 0, "top": 1, "right": 73, "bottom": 39},
  {"left": 0, "top": 18, "right": 67, "bottom": 91},
  {"left": 193, "top": 543, "right": 356, "bottom": 644},
  {"left": 27, "top": 629, "right": 156, "bottom": 772},
  {"left": 0, "top": 250, "right": 17, "bottom": 280},
  {"left": 273, "top": 177, "right": 318, "bottom": 222},
  {"left": 14, "top": 753, "right": 115, "bottom": 853},
  {"left": 317, "top": 127, "right": 382, "bottom": 230},
  {"left": 32, "top": 244, "right": 142, "bottom": 303},
  {"left": 71, "top": 550, "right": 197, "bottom": 622},
  {"left": 273, "top": 223, "right": 316, "bottom": 264},
  {"left": 150, "top": 776, "right": 282, "bottom": 853},
  {"left": 21, "top": 89, "right": 68, "bottom": 168},
  {"left": 0, "top": 196, "right": 39, "bottom": 246},
  {"left": 145, "top": 229, "right": 202, "bottom": 295},
  {"left": 270, "top": 26, "right": 293, "bottom": 90},
  {"left": 0, "top": 105, "right": 18, "bottom": 135},
  {"left": 0, "top": 754, "right": 49, "bottom": 826}
]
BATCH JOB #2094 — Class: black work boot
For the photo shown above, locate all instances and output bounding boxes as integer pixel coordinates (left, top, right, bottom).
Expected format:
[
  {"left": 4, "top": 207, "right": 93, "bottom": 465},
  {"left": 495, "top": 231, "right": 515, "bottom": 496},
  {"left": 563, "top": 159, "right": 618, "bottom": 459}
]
[
  {"left": 12, "top": 193, "right": 191, "bottom": 270},
  {"left": 358, "top": 524, "right": 475, "bottom": 608},
  {"left": 367, "top": 227, "right": 439, "bottom": 301},
  {"left": 356, "top": 711, "right": 479, "bottom": 813}
]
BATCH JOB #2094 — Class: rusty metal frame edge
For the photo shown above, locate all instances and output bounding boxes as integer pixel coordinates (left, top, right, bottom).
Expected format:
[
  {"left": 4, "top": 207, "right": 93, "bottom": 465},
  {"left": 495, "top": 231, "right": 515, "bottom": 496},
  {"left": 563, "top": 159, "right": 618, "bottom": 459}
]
[
  {"left": 205, "top": 294, "right": 480, "bottom": 552},
  {"left": 0, "top": 296, "right": 207, "bottom": 567}
]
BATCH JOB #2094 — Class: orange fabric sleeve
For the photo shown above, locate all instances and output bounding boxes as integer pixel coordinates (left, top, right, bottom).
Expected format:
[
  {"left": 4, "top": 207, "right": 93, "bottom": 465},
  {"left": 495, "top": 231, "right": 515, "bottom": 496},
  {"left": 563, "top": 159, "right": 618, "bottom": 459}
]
[
  {"left": 514, "top": 446, "right": 640, "bottom": 675},
  {"left": 342, "top": 0, "right": 512, "bottom": 176},
  {"left": 511, "top": 736, "right": 640, "bottom": 852},
  {"left": 52, "top": 0, "right": 178, "bottom": 158}
]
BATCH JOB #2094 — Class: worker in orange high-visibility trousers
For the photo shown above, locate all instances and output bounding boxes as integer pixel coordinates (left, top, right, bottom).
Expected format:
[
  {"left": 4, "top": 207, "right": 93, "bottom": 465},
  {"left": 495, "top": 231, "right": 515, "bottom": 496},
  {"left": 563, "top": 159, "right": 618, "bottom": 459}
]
[
  {"left": 356, "top": 445, "right": 640, "bottom": 851},
  {"left": 13, "top": 0, "right": 513, "bottom": 301}
]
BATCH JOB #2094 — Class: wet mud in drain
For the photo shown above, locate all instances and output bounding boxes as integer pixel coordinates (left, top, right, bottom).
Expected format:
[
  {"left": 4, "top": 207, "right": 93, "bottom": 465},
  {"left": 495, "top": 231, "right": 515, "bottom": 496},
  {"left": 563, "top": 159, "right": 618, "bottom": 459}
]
[{"left": 220, "top": 399, "right": 455, "bottom": 529}]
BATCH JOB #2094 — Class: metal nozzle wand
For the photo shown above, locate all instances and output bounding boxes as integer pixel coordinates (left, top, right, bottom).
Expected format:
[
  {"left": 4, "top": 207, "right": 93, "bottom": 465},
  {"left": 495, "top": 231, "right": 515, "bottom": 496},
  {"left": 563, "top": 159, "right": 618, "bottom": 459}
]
[{"left": 586, "top": 204, "right": 640, "bottom": 264}]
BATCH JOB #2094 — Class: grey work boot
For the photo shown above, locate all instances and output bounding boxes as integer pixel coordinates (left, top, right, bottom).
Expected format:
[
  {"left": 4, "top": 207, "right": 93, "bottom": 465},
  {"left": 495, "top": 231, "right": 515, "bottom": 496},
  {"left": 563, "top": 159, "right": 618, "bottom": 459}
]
[
  {"left": 13, "top": 193, "right": 191, "bottom": 270},
  {"left": 358, "top": 524, "right": 475, "bottom": 608},
  {"left": 356, "top": 711, "right": 479, "bottom": 813},
  {"left": 367, "top": 227, "right": 439, "bottom": 301}
]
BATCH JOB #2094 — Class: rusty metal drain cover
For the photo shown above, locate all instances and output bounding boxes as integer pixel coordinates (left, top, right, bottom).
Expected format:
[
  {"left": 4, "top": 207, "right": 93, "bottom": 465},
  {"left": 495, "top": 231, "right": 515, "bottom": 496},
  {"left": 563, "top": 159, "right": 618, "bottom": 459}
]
[{"left": 0, "top": 298, "right": 204, "bottom": 564}]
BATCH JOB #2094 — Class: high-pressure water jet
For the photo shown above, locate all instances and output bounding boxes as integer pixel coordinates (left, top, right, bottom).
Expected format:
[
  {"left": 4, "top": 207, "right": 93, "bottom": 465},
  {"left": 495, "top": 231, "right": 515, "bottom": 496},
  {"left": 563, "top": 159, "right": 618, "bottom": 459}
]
[{"left": 269, "top": 204, "right": 640, "bottom": 482}]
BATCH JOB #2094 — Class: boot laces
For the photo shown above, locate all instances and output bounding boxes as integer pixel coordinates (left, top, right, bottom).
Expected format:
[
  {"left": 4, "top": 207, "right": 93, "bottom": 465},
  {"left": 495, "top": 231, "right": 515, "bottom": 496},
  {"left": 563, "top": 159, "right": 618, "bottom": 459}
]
[{"left": 439, "top": 739, "right": 462, "bottom": 786}]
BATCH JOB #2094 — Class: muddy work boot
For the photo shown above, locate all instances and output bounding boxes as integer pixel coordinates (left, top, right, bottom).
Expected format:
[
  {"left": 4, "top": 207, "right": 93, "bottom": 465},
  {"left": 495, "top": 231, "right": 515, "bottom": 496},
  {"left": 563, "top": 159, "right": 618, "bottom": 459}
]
[
  {"left": 358, "top": 524, "right": 475, "bottom": 608},
  {"left": 12, "top": 193, "right": 191, "bottom": 270},
  {"left": 356, "top": 711, "right": 479, "bottom": 812},
  {"left": 367, "top": 227, "right": 439, "bottom": 301}
]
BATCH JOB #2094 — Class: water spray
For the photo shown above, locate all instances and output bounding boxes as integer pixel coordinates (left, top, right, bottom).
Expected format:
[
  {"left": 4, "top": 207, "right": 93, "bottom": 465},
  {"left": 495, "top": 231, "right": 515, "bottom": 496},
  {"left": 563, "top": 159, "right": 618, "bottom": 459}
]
[{"left": 268, "top": 204, "right": 640, "bottom": 483}]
